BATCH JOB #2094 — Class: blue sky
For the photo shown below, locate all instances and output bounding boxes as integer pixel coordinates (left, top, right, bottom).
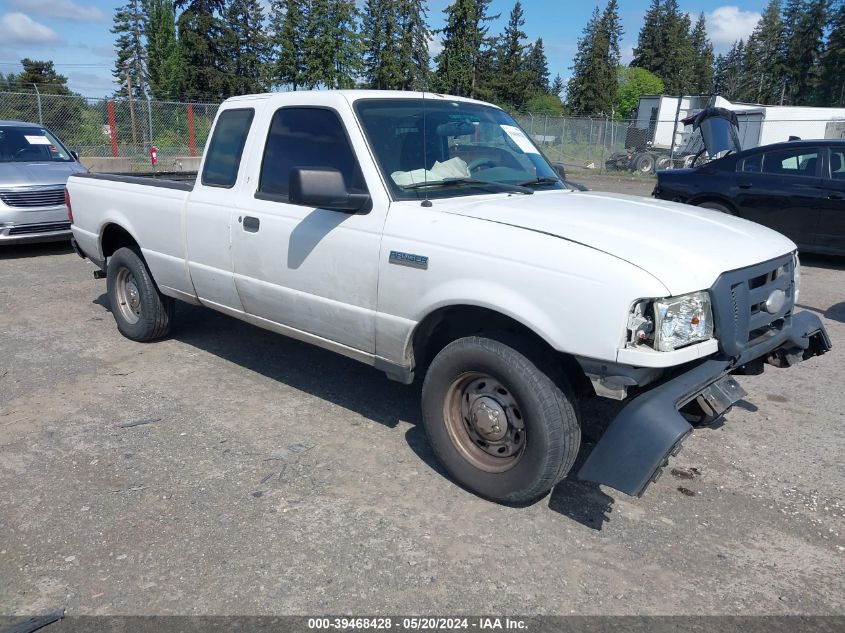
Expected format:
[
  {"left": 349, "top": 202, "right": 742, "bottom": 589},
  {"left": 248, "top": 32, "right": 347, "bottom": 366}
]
[{"left": 0, "top": 0, "right": 770, "bottom": 97}]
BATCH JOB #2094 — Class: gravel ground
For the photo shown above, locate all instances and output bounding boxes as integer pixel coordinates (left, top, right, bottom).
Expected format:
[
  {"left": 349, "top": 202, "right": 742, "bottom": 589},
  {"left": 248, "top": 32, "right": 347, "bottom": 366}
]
[{"left": 1, "top": 176, "right": 843, "bottom": 616}]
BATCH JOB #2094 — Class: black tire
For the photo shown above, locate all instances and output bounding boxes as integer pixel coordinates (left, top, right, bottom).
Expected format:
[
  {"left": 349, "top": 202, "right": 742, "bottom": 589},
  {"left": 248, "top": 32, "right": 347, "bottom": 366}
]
[
  {"left": 632, "top": 153, "right": 656, "bottom": 174},
  {"left": 106, "top": 246, "right": 174, "bottom": 342},
  {"left": 698, "top": 201, "right": 735, "bottom": 215},
  {"left": 421, "top": 336, "right": 580, "bottom": 504}
]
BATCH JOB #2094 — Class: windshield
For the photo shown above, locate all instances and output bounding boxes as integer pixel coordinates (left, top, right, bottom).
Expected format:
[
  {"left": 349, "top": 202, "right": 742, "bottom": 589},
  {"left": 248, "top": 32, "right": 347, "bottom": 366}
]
[
  {"left": 0, "top": 126, "right": 74, "bottom": 163},
  {"left": 354, "top": 98, "right": 564, "bottom": 200}
]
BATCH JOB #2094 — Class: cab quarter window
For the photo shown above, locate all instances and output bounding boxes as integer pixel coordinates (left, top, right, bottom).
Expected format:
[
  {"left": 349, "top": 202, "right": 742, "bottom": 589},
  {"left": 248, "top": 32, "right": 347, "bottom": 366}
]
[
  {"left": 258, "top": 108, "right": 366, "bottom": 198},
  {"left": 202, "top": 109, "right": 254, "bottom": 187},
  {"left": 831, "top": 150, "right": 845, "bottom": 180}
]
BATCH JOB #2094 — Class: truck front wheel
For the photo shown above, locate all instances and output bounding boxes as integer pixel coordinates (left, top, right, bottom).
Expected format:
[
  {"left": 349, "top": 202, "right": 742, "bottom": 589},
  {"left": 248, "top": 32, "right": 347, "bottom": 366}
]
[
  {"left": 421, "top": 336, "right": 580, "bottom": 504},
  {"left": 106, "top": 247, "right": 174, "bottom": 342}
]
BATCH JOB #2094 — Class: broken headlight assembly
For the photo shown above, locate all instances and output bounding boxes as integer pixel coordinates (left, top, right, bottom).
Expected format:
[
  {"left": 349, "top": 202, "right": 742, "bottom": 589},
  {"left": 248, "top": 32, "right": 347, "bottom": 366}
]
[{"left": 628, "top": 291, "right": 714, "bottom": 352}]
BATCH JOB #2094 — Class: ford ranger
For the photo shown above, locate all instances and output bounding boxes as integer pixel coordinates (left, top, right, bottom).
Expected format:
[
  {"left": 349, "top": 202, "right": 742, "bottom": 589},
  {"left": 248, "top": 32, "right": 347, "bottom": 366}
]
[{"left": 67, "top": 91, "right": 831, "bottom": 504}]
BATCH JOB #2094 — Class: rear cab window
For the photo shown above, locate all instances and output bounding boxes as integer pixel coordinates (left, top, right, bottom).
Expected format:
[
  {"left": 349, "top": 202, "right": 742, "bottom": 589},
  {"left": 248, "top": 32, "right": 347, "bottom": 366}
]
[{"left": 201, "top": 108, "right": 254, "bottom": 188}]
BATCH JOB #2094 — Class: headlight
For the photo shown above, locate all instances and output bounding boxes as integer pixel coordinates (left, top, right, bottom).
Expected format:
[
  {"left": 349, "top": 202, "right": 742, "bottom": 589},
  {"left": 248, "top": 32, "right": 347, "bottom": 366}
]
[
  {"left": 793, "top": 252, "right": 801, "bottom": 303},
  {"left": 653, "top": 291, "right": 714, "bottom": 352}
]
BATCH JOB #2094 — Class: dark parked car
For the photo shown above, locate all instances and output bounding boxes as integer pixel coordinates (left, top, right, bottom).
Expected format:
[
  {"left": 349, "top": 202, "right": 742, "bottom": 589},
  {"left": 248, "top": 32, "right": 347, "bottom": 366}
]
[{"left": 653, "top": 139, "right": 845, "bottom": 255}]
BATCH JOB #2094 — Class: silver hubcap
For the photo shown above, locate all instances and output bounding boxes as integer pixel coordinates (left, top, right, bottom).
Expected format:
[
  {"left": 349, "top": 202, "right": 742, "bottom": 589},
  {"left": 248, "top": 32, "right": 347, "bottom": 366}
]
[
  {"left": 444, "top": 373, "right": 526, "bottom": 473},
  {"left": 115, "top": 268, "right": 141, "bottom": 325}
]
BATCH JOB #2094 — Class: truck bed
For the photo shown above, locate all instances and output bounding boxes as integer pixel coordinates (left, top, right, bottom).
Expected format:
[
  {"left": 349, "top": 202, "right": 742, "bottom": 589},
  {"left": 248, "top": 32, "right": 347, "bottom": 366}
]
[{"left": 72, "top": 171, "right": 196, "bottom": 191}]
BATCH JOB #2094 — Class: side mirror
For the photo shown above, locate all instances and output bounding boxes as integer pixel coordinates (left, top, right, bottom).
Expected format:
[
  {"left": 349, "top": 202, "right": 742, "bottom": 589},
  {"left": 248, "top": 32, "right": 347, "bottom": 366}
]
[
  {"left": 553, "top": 162, "right": 567, "bottom": 180},
  {"left": 289, "top": 167, "right": 370, "bottom": 213},
  {"left": 71, "top": 150, "right": 80, "bottom": 161}
]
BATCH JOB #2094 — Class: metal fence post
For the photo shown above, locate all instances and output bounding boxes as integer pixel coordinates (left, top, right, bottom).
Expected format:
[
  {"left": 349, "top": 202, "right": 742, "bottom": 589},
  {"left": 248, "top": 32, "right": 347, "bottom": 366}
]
[
  {"left": 32, "top": 83, "right": 44, "bottom": 126},
  {"left": 147, "top": 97, "right": 154, "bottom": 146},
  {"left": 588, "top": 117, "right": 593, "bottom": 163}
]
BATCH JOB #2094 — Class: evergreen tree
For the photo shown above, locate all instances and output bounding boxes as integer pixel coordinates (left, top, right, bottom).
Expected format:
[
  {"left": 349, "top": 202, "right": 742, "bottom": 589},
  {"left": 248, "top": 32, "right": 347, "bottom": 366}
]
[
  {"left": 550, "top": 73, "right": 563, "bottom": 97},
  {"left": 303, "top": 0, "right": 362, "bottom": 89},
  {"left": 435, "top": 0, "right": 497, "bottom": 98},
  {"left": 489, "top": 2, "right": 530, "bottom": 109},
  {"left": 176, "top": 0, "right": 235, "bottom": 100},
  {"left": 225, "top": 0, "right": 270, "bottom": 95},
  {"left": 689, "top": 13, "right": 714, "bottom": 94},
  {"left": 112, "top": 0, "right": 147, "bottom": 98},
  {"left": 631, "top": 0, "right": 694, "bottom": 95},
  {"left": 363, "top": 0, "right": 430, "bottom": 90},
  {"left": 740, "top": 0, "right": 785, "bottom": 103},
  {"left": 565, "top": 0, "right": 622, "bottom": 115},
  {"left": 144, "top": 0, "right": 182, "bottom": 99},
  {"left": 269, "top": 0, "right": 305, "bottom": 90},
  {"left": 396, "top": 0, "right": 431, "bottom": 90},
  {"left": 820, "top": 1, "right": 845, "bottom": 106},
  {"left": 526, "top": 38, "right": 550, "bottom": 94},
  {"left": 782, "top": 0, "right": 828, "bottom": 105},
  {"left": 713, "top": 40, "right": 745, "bottom": 100},
  {"left": 631, "top": 0, "right": 664, "bottom": 75}
]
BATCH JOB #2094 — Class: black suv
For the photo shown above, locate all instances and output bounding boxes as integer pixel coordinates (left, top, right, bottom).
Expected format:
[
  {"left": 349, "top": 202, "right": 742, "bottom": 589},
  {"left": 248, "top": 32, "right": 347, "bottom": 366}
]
[{"left": 653, "top": 139, "right": 845, "bottom": 255}]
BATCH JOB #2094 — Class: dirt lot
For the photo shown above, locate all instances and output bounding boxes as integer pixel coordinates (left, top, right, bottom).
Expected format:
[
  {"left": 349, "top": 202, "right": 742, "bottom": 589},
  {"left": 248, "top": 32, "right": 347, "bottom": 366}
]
[{"left": 1, "top": 176, "right": 843, "bottom": 616}]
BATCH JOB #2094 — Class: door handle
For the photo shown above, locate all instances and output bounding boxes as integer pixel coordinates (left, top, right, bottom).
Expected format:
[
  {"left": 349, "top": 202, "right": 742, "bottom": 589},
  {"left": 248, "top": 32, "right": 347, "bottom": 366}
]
[
  {"left": 242, "top": 216, "right": 260, "bottom": 233},
  {"left": 738, "top": 182, "right": 752, "bottom": 189},
  {"left": 828, "top": 193, "right": 843, "bottom": 200}
]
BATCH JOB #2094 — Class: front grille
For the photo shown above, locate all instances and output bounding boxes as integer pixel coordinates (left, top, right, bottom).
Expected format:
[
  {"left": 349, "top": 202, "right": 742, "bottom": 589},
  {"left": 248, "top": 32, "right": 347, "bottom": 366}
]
[
  {"left": 711, "top": 254, "right": 795, "bottom": 357},
  {"left": 0, "top": 188, "right": 65, "bottom": 208},
  {"left": 7, "top": 221, "right": 71, "bottom": 235}
]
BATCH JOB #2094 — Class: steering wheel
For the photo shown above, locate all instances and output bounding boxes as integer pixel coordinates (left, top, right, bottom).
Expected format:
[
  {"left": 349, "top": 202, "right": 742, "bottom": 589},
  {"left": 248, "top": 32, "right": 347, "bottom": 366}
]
[
  {"left": 468, "top": 157, "right": 497, "bottom": 173},
  {"left": 14, "top": 148, "right": 39, "bottom": 160}
]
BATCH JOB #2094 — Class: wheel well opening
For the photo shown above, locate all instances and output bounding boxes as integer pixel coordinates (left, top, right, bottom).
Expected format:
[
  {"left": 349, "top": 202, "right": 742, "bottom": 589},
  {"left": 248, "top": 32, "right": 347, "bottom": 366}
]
[
  {"left": 411, "top": 305, "right": 590, "bottom": 396},
  {"left": 101, "top": 224, "right": 139, "bottom": 259}
]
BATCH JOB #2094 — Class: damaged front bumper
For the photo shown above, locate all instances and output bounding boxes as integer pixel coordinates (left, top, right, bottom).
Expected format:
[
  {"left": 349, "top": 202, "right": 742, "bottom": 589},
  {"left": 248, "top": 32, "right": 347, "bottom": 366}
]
[{"left": 577, "top": 310, "right": 831, "bottom": 497}]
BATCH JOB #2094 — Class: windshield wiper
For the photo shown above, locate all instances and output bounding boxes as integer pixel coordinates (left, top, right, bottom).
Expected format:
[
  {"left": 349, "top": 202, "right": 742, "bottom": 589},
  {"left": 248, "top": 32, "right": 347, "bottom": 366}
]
[
  {"left": 400, "top": 177, "right": 533, "bottom": 195},
  {"left": 517, "top": 177, "right": 561, "bottom": 188}
]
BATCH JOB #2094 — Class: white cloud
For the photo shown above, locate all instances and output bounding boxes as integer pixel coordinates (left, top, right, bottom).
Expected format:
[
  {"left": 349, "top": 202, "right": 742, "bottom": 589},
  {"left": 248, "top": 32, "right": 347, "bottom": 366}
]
[
  {"left": 0, "top": 12, "right": 61, "bottom": 46},
  {"left": 428, "top": 34, "right": 443, "bottom": 57},
  {"left": 67, "top": 72, "right": 117, "bottom": 96},
  {"left": 10, "top": 0, "right": 106, "bottom": 22},
  {"left": 705, "top": 6, "right": 762, "bottom": 50}
]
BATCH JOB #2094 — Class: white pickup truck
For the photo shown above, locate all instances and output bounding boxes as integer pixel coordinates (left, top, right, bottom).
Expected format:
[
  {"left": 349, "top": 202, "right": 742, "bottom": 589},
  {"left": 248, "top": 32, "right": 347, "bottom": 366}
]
[{"left": 68, "top": 90, "right": 831, "bottom": 504}]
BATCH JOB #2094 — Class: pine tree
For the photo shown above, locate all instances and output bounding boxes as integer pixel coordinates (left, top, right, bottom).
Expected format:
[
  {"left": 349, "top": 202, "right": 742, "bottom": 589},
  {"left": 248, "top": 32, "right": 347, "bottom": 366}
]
[
  {"left": 740, "top": 0, "right": 785, "bottom": 103},
  {"left": 689, "top": 13, "right": 714, "bottom": 94},
  {"left": 565, "top": 0, "right": 622, "bottom": 115},
  {"left": 397, "top": 0, "right": 431, "bottom": 90},
  {"left": 269, "top": 0, "right": 305, "bottom": 90},
  {"left": 435, "top": 0, "right": 497, "bottom": 98},
  {"left": 303, "top": 0, "right": 362, "bottom": 89},
  {"left": 820, "top": 1, "right": 845, "bottom": 106},
  {"left": 713, "top": 40, "right": 745, "bottom": 100},
  {"left": 550, "top": 73, "right": 563, "bottom": 97},
  {"left": 144, "top": 0, "right": 182, "bottom": 99},
  {"left": 782, "top": 0, "right": 828, "bottom": 105},
  {"left": 176, "top": 0, "right": 235, "bottom": 100},
  {"left": 363, "top": 0, "right": 430, "bottom": 90},
  {"left": 526, "top": 38, "right": 550, "bottom": 94},
  {"left": 112, "top": 0, "right": 147, "bottom": 98},
  {"left": 632, "top": 0, "right": 694, "bottom": 95},
  {"left": 489, "top": 2, "right": 529, "bottom": 109},
  {"left": 631, "top": 0, "right": 664, "bottom": 75},
  {"left": 225, "top": 0, "right": 270, "bottom": 95}
]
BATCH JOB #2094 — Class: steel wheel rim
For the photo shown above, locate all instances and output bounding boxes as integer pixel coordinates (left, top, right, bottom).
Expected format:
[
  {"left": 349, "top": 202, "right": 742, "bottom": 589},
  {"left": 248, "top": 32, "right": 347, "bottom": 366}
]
[
  {"left": 115, "top": 267, "right": 141, "bottom": 325},
  {"left": 443, "top": 372, "right": 526, "bottom": 473}
]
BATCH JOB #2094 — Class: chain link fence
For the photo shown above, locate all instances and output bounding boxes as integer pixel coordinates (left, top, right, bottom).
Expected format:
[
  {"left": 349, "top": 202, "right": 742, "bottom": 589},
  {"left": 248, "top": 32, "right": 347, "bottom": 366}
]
[
  {"left": 5, "top": 90, "right": 844, "bottom": 175},
  {"left": 0, "top": 90, "right": 219, "bottom": 172}
]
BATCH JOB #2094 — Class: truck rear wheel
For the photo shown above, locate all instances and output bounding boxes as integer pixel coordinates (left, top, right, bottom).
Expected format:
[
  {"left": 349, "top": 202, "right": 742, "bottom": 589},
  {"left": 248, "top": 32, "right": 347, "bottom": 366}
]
[
  {"left": 421, "top": 336, "right": 580, "bottom": 504},
  {"left": 632, "top": 153, "right": 656, "bottom": 174},
  {"left": 106, "top": 247, "right": 174, "bottom": 342}
]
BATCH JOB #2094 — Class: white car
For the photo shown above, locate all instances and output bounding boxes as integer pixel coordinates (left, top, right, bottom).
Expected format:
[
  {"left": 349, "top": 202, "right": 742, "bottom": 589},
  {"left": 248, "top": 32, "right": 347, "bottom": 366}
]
[
  {"left": 0, "top": 120, "right": 85, "bottom": 244},
  {"left": 67, "top": 91, "right": 831, "bottom": 505}
]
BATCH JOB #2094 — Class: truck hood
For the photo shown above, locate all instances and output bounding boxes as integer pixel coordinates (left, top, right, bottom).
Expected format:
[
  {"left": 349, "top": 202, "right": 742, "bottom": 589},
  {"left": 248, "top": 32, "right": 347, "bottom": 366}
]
[
  {"left": 442, "top": 190, "right": 796, "bottom": 295},
  {"left": 0, "top": 161, "right": 86, "bottom": 188}
]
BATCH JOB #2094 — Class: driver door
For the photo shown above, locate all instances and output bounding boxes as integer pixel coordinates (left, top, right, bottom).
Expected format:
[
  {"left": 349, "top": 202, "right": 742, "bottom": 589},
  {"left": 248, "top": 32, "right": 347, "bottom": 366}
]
[{"left": 231, "top": 106, "right": 385, "bottom": 354}]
